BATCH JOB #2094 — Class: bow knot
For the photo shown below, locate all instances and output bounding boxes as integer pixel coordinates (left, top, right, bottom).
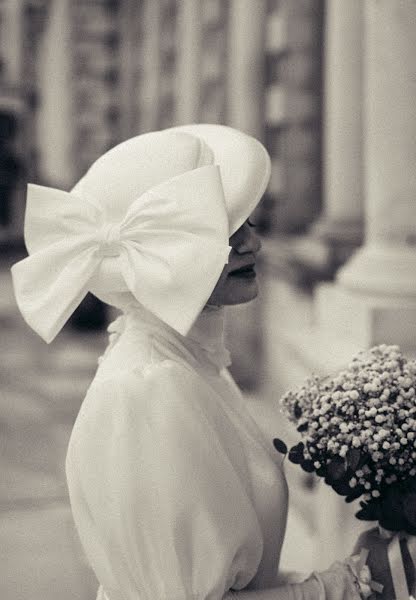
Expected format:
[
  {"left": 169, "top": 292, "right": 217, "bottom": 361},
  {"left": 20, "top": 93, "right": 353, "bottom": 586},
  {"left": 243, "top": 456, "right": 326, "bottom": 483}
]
[{"left": 97, "top": 223, "right": 122, "bottom": 257}]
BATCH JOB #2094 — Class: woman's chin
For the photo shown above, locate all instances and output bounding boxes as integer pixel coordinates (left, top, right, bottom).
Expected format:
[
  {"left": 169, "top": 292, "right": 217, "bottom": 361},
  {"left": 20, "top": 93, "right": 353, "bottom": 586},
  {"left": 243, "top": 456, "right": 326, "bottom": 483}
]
[{"left": 223, "top": 277, "right": 259, "bottom": 305}]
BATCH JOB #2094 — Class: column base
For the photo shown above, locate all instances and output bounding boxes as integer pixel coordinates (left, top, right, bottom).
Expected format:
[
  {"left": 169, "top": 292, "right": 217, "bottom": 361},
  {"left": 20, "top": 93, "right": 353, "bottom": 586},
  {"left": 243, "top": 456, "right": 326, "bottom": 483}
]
[
  {"left": 269, "top": 218, "right": 363, "bottom": 289},
  {"left": 311, "top": 216, "right": 363, "bottom": 245},
  {"left": 310, "top": 215, "right": 363, "bottom": 265},
  {"left": 315, "top": 281, "right": 416, "bottom": 352},
  {"left": 337, "top": 244, "right": 416, "bottom": 296}
]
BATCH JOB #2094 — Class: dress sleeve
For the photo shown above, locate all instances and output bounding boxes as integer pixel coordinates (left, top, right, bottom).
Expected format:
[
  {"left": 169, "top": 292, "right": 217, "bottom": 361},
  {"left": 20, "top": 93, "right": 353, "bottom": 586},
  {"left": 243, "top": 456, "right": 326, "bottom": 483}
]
[{"left": 66, "top": 360, "right": 264, "bottom": 600}]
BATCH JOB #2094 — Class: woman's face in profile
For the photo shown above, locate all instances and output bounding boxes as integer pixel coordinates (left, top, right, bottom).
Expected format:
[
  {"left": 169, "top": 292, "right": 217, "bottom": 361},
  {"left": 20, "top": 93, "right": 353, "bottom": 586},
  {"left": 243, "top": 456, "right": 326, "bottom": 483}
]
[{"left": 207, "top": 220, "right": 261, "bottom": 306}]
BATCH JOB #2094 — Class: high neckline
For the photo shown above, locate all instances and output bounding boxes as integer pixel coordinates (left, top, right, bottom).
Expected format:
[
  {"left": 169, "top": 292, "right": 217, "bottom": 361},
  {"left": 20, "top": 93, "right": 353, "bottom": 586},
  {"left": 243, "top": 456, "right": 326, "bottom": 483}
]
[
  {"left": 120, "top": 301, "right": 231, "bottom": 371},
  {"left": 187, "top": 305, "right": 225, "bottom": 348}
]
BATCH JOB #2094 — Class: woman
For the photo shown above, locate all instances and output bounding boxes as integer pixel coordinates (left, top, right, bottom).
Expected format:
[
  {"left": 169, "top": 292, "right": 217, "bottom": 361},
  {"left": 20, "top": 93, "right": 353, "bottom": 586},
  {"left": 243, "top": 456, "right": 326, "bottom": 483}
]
[{"left": 11, "top": 125, "right": 369, "bottom": 600}]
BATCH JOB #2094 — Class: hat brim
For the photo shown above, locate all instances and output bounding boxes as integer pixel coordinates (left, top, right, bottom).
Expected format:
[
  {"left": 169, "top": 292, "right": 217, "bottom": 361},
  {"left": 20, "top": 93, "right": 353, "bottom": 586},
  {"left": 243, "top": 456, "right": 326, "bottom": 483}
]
[{"left": 168, "top": 124, "right": 271, "bottom": 235}]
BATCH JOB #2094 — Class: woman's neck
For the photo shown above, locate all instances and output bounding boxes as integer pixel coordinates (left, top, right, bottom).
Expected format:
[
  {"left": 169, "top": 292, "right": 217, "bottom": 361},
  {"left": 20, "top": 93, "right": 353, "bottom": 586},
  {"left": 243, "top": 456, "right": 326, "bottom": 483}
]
[{"left": 186, "top": 304, "right": 226, "bottom": 351}]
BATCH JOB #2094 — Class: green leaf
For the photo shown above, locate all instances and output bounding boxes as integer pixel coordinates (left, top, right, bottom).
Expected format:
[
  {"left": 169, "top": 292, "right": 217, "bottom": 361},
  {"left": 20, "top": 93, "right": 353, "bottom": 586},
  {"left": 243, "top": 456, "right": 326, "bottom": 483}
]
[
  {"left": 345, "top": 487, "right": 365, "bottom": 503},
  {"left": 327, "top": 456, "right": 347, "bottom": 481},
  {"left": 356, "top": 506, "right": 380, "bottom": 521},
  {"left": 346, "top": 448, "right": 362, "bottom": 471},
  {"left": 288, "top": 442, "right": 305, "bottom": 465},
  {"left": 273, "top": 438, "right": 288, "bottom": 455},
  {"left": 332, "top": 479, "right": 354, "bottom": 496},
  {"left": 300, "top": 459, "right": 315, "bottom": 473},
  {"left": 403, "top": 492, "right": 416, "bottom": 527}
]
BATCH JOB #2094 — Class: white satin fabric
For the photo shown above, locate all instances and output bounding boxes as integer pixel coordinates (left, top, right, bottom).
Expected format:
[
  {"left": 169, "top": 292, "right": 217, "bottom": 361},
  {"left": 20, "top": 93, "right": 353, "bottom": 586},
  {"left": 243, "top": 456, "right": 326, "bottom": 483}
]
[{"left": 65, "top": 305, "right": 289, "bottom": 600}]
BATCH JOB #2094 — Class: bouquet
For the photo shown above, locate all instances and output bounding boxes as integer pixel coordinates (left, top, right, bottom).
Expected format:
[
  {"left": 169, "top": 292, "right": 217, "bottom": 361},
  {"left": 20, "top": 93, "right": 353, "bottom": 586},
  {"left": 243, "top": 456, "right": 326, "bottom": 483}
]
[{"left": 273, "top": 344, "right": 416, "bottom": 600}]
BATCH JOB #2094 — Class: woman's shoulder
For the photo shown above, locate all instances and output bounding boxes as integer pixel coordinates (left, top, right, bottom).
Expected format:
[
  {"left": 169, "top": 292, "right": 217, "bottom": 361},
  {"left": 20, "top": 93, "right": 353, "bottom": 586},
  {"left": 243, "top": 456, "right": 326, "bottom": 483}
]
[
  {"left": 79, "top": 356, "right": 217, "bottom": 432},
  {"left": 67, "top": 357, "right": 230, "bottom": 470},
  {"left": 94, "top": 355, "right": 199, "bottom": 392}
]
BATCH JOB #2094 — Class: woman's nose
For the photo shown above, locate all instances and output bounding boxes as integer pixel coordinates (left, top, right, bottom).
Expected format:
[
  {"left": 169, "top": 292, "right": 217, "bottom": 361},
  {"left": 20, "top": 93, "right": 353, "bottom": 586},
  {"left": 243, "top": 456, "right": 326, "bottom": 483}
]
[{"left": 233, "top": 224, "right": 262, "bottom": 255}]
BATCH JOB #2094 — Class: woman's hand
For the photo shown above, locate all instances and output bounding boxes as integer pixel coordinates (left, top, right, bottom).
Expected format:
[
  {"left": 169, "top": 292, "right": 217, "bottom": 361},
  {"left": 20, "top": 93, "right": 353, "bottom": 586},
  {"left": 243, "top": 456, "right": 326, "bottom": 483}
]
[{"left": 346, "top": 551, "right": 374, "bottom": 599}]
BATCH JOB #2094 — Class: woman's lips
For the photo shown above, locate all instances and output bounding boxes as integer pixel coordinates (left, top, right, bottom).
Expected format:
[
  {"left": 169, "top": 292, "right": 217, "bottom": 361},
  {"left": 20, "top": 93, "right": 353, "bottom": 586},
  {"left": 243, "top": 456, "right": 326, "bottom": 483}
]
[{"left": 228, "top": 264, "right": 256, "bottom": 279}]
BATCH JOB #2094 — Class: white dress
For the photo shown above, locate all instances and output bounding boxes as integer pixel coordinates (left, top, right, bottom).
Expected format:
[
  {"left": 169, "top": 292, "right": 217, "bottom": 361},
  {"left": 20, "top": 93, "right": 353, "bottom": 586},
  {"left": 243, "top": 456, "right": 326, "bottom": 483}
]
[{"left": 65, "top": 304, "right": 361, "bottom": 600}]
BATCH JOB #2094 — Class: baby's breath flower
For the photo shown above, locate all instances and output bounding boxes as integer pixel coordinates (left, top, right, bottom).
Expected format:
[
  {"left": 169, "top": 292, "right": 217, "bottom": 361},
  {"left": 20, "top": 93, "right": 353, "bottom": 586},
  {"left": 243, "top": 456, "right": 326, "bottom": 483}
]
[
  {"left": 339, "top": 445, "right": 349, "bottom": 457},
  {"left": 378, "top": 429, "right": 389, "bottom": 439}
]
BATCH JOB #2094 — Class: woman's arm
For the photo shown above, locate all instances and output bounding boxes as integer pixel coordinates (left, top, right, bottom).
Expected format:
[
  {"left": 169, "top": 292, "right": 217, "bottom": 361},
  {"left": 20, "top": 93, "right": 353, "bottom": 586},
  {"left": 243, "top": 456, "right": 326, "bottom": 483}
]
[
  {"left": 225, "top": 577, "right": 320, "bottom": 600},
  {"left": 225, "top": 559, "right": 367, "bottom": 600}
]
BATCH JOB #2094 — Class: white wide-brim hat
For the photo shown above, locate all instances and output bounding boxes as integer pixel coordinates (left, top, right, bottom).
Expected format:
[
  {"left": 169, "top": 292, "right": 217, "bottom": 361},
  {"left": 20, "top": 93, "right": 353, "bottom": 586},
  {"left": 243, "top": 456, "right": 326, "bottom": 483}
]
[
  {"left": 166, "top": 124, "right": 271, "bottom": 235},
  {"left": 11, "top": 124, "right": 271, "bottom": 342},
  {"left": 73, "top": 123, "right": 271, "bottom": 236}
]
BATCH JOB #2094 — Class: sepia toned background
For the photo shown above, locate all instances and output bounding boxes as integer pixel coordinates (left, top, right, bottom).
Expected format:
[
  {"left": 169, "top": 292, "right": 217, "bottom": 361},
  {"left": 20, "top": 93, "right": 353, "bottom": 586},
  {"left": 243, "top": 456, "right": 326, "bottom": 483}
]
[{"left": 1, "top": 1, "right": 416, "bottom": 599}]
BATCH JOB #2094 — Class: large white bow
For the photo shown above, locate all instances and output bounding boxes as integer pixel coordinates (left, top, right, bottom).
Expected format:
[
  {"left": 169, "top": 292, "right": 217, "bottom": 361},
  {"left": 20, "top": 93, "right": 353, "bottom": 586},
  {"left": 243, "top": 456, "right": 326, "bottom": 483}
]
[{"left": 11, "top": 165, "right": 231, "bottom": 342}]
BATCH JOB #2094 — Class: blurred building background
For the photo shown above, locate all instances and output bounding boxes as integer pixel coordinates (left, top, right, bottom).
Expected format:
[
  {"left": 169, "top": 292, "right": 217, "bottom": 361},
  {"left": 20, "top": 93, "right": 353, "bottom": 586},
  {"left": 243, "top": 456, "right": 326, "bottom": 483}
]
[{"left": 1, "top": 1, "right": 416, "bottom": 599}]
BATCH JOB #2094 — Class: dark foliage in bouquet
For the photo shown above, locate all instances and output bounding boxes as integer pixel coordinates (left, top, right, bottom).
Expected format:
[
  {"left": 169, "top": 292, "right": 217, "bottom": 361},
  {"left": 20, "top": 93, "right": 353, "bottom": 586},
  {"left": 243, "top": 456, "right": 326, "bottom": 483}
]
[{"left": 274, "top": 345, "right": 416, "bottom": 535}]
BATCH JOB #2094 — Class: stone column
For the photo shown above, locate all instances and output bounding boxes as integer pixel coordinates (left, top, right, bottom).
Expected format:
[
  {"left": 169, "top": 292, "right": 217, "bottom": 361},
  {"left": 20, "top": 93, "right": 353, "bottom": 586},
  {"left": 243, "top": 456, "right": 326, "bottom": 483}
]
[
  {"left": 119, "top": 0, "right": 140, "bottom": 139},
  {"left": 37, "top": 0, "right": 74, "bottom": 187},
  {"left": 317, "top": 0, "right": 416, "bottom": 352},
  {"left": 338, "top": 0, "right": 416, "bottom": 296},
  {"left": 175, "top": 0, "right": 202, "bottom": 124},
  {"left": 0, "top": 1, "right": 25, "bottom": 240},
  {"left": 312, "top": 0, "right": 364, "bottom": 249},
  {"left": 2, "top": 0, "right": 24, "bottom": 84},
  {"left": 225, "top": 1, "right": 267, "bottom": 390},
  {"left": 227, "top": 0, "right": 267, "bottom": 139},
  {"left": 139, "top": 0, "right": 162, "bottom": 132}
]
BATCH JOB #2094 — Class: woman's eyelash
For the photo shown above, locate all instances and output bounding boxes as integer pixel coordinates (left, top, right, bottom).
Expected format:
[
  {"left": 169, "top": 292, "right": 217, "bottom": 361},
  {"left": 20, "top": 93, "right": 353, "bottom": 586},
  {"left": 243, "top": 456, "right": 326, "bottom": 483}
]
[{"left": 247, "top": 219, "right": 257, "bottom": 228}]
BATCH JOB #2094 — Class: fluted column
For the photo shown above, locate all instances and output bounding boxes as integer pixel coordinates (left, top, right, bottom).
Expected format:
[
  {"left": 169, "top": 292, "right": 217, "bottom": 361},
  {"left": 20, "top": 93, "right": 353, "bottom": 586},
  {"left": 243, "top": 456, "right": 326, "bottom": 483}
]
[
  {"left": 225, "top": 1, "right": 267, "bottom": 390},
  {"left": 2, "top": 0, "right": 24, "bottom": 83},
  {"left": 119, "top": 0, "right": 140, "bottom": 139},
  {"left": 175, "top": 0, "right": 202, "bottom": 124},
  {"left": 316, "top": 0, "right": 416, "bottom": 351},
  {"left": 338, "top": 0, "right": 416, "bottom": 296},
  {"left": 37, "top": 0, "right": 74, "bottom": 187},
  {"left": 227, "top": 0, "right": 267, "bottom": 138},
  {"left": 312, "top": 0, "right": 363, "bottom": 247},
  {"left": 140, "top": 0, "right": 162, "bottom": 132}
]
